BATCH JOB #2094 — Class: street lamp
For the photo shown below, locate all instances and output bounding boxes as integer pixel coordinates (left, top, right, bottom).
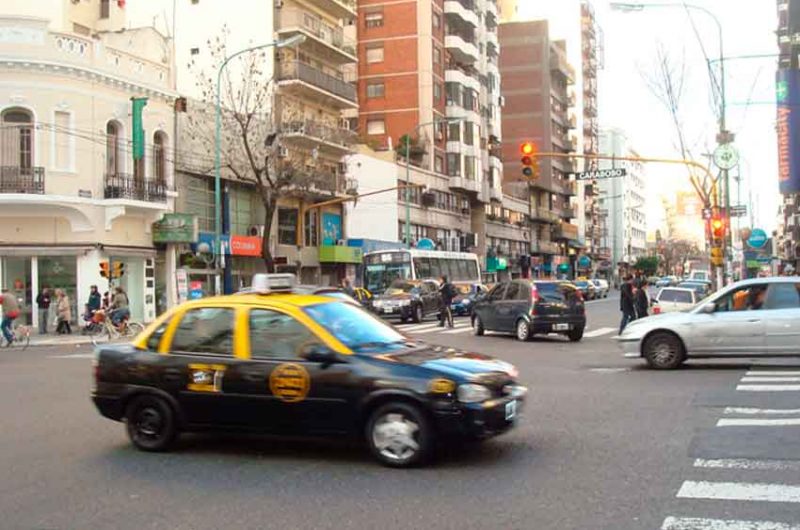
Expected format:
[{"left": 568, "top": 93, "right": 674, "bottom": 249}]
[
  {"left": 401, "top": 117, "right": 465, "bottom": 248},
  {"left": 213, "top": 34, "right": 306, "bottom": 294},
  {"left": 610, "top": 1, "right": 730, "bottom": 281}
]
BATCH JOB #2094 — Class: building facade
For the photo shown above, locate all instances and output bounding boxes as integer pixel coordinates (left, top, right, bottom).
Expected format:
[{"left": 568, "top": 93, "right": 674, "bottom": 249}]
[
  {"left": 0, "top": 0, "right": 177, "bottom": 327},
  {"left": 598, "top": 128, "right": 647, "bottom": 277},
  {"left": 356, "top": 0, "right": 504, "bottom": 269},
  {"left": 498, "top": 19, "right": 579, "bottom": 278}
]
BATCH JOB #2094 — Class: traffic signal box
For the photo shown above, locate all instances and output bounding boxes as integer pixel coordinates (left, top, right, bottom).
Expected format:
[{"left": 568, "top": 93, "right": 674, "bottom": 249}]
[
  {"left": 100, "top": 261, "right": 125, "bottom": 279},
  {"left": 709, "top": 213, "right": 726, "bottom": 267},
  {"left": 520, "top": 141, "right": 538, "bottom": 179}
]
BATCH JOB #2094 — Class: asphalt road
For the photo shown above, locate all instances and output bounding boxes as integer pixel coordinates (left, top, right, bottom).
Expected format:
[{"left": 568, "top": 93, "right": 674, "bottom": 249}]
[{"left": 1, "top": 292, "right": 799, "bottom": 530}]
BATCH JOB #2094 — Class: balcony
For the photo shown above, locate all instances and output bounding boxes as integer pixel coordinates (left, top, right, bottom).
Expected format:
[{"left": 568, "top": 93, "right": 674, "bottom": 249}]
[
  {"left": 0, "top": 167, "right": 45, "bottom": 194},
  {"left": 314, "top": 0, "right": 357, "bottom": 19},
  {"left": 557, "top": 206, "right": 576, "bottom": 219},
  {"left": 280, "top": 120, "right": 357, "bottom": 155},
  {"left": 532, "top": 240, "right": 559, "bottom": 255},
  {"left": 445, "top": 66, "right": 481, "bottom": 92},
  {"left": 568, "top": 114, "right": 577, "bottom": 129},
  {"left": 445, "top": 34, "right": 479, "bottom": 65},
  {"left": 549, "top": 50, "right": 575, "bottom": 84},
  {"left": 450, "top": 176, "right": 480, "bottom": 194},
  {"left": 444, "top": 0, "right": 480, "bottom": 27},
  {"left": 530, "top": 207, "right": 560, "bottom": 224},
  {"left": 553, "top": 221, "right": 579, "bottom": 241},
  {"left": 276, "top": 10, "right": 357, "bottom": 64},
  {"left": 104, "top": 174, "right": 168, "bottom": 202},
  {"left": 277, "top": 61, "right": 357, "bottom": 109},
  {"left": 485, "top": 28, "right": 499, "bottom": 50},
  {"left": 485, "top": 0, "right": 499, "bottom": 19}
]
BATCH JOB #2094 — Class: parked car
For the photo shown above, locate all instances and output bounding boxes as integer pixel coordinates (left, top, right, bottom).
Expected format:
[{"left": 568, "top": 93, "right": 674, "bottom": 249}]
[
  {"left": 652, "top": 287, "right": 698, "bottom": 314},
  {"left": 647, "top": 276, "right": 661, "bottom": 286},
  {"left": 574, "top": 280, "right": 597, "bottom": 300},
  {"left": 451, "top": 284, "right": 488, "bottom": 316},
  {"left": 677, "top": 280, "right": 712, "bottom": 299},
  {"left": 371, "top": 279, "right": 442, "bottom": 323},
  {"left": 590, "top": 279, "right": 609, "bottom": 298},
  {"left": 688, "top": 270, "right": 711, "bottom": 282},
  {"left": 619, "top": 277, "right": 800, "bottom": 369},
  {"left": 472, "top": 280, "right": 586, "bottom": 342}
]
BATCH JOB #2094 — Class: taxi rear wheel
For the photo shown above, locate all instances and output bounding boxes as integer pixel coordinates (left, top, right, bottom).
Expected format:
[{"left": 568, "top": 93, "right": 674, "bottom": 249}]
[
  {"left": 366, "top": 402, "right": 432, "bottom": 468},
  {"left": 125, "top": 395, "right": 178, "bottom": 452}
]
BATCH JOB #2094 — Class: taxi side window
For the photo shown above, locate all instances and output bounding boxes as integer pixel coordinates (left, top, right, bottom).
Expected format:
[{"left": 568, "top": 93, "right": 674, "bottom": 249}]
[
  {"left": 170, "top": 308, "right": 235, "bottom": 356},
  {"left": 249, "top": 309, "right": 321, "bottom": 360},
  {"left": 146, "top": 322, "right": 168, "bottom": 351}
]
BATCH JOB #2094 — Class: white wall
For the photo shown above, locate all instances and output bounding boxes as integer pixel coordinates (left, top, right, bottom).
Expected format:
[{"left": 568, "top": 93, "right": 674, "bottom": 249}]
[{"left": 344, "top": 151, "right": 399, "bottom": 242}]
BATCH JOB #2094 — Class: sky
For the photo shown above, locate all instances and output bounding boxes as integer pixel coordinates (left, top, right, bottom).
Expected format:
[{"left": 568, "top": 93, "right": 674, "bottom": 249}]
[{"left": 518, "top": 0, "right": 780, "bottom": 235}]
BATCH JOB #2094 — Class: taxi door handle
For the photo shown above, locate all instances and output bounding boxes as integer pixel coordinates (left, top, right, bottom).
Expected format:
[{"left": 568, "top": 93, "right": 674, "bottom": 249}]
[
  {"left": 747, "top": 319, "right": 761, "bottom": 323},
  {"left": 163, "top": 368, "right": 182, "bottom": 382},
  {"left": 242, "top": 371, "right": 265, "bottom": 382}
]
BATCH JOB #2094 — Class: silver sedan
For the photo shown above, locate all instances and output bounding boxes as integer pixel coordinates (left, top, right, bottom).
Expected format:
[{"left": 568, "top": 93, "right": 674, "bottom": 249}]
[{"left": 618, "top": 277, "right": 800, "bottom": 369}]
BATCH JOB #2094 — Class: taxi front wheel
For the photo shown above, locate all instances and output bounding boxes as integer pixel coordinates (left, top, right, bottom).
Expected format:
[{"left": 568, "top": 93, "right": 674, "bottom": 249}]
[
  {"left": 366, "top": 402, "right": 432, "bottom": 468},
  {"left": 125, "top": 395, "right": 178, "bottom": 452}
]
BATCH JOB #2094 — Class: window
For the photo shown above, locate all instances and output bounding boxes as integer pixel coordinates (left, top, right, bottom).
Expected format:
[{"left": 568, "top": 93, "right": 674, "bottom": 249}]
[
  {"left": 414, "top": 258, "right": 431, "bottom": 279},
  {"left": 146, "top": 322, "right": 168, "bottom": 351},
  {"left": 433, "top": 46, "right": 442, "bottom": 65},
  {"left": 249, "top": 309, "right": 321, "bottom": 359},
  {"left": 448, "top": 122, "right": 460, "bottom": 141},
  {"left": 153, "top": 131, "right": 167, "bottom": 183},
  {"left": 366, "top": 45, "right": 384, "bottom": 63},
  {"left": 1, "top": 108, "right": 34, "bottom": 170},
  {"left": 447, "top": 153, "right": 460, "bottom": 176},
  {"left": 464, "top": 156, "right": 476, "bottom": 179},
  {"left": 229, "top": 185, "right": 255, "bottom": 236},
  {"left": 54, "top": 111, "right": 71, "bottom": 170},
  {"left": 658, "top": 289, "right": 693, "bottom": 304},
  {"left": 366, "top": 119, "right": 385, "bottom": 135},
  {"left": 715, "top": 285, "right": 768, "bottom": 312},
  {"left": 365, "top": 11, "right": 384, "bottom": 28},
  {"left": 185, "top": 175, "right": 214, "bottom": 232},
  {"left": 433, "top": 12, "right": 441, "bottom": 29},
  {"left": 277, "top": 207, "right": 298, "bottom": 245},
  {"left": 434, "top": 83, "right": 442, "bottom": 103},
  {"left": 304, "top": 209, "right": 318, "bottom": 247},
  {"left": 100, "top": 0, "right": 110, "bottom": 19},
  {"left": 463, "top": 123, "right": 475, "bottom": 146},
  {"left": 435, "top": 155, "right": 444, "bottom": 174},
  {"left": 766, "top": 283, "right": 800, "bottom": 309},
  {"left": 487, "top": 283, "right": 507, "bottom": 301},
  {"left": 170, "top": 308, "right": 235, "bottom": 356},
  {"left": 304, "top": 302, "right": 406, "bottom": 354},
  {"left": 366, "top": 82, "right": 385, "bottom": 98},
  {"left": 190, "top": 47, "right": 200, "bottom": 56}
]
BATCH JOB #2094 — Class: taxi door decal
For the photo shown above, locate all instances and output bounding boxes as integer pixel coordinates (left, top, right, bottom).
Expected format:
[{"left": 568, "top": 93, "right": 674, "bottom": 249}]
[
  {"left": 269, "top": 363, "right": 310, "bottom": 403},
  {"left": 187, "top": 363, "right": 226, "bottom": 393}
]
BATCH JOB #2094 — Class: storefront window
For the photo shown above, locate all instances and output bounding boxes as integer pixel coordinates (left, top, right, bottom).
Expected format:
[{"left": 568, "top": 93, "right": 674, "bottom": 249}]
[
  {"left": 278, "top": 208, "right": 298, "bottom": 245},
  {"left": 38, "top": 257, "right": 78, "bottom": 325},
  {"left": 185, "top": 175, "right": 214, "bottom": 232},
  {"left": 304, "top": 209, "right": 318, "bottom": 247},
  {"left": 229, "top": 185, "right": 255, "bottom": 236}
]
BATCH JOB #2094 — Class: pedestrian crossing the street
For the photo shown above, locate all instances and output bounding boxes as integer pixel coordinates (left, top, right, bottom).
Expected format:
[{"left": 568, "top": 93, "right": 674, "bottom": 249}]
[{"left": 660, "top": 368, "right": 800, "bottom": 529}]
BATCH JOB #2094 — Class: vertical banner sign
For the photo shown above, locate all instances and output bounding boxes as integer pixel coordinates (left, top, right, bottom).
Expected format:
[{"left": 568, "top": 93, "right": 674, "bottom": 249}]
[
  {"left": 776, "top": 70, "right": 800, "bottom": 194},
  {"left": 131, "top": 97, "right": 148, "bottom": 161}
]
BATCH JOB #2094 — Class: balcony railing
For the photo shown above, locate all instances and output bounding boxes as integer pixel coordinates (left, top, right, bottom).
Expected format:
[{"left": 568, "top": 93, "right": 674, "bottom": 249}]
[
  {"left": 278, "top": 61, "right": 357, "bottom": 103},
  {"left": 105, "top": 173, "right": 168, "bottom": 202},
  {"left": 0, "top": 166, "right": 45, "bottom": 194},
  {"left": 532, "top": 240, "right": 559, "bottom": 255},
  {"left": 277, "top": 10, "right": 356, "bottom": 58},
  {"left": 281, "top": 119, "right": 357, "bottom": 148}
]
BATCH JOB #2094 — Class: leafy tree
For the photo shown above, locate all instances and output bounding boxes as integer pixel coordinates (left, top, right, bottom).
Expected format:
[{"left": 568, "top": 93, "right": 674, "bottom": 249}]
[{"left": 633, "top": 256, "right": 660, "bottom": 276}]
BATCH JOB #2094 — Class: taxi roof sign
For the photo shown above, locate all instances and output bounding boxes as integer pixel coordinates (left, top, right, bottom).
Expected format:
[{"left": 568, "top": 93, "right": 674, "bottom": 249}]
[{"left": 251, "top": 273, "right": 296, "bottom": 293}]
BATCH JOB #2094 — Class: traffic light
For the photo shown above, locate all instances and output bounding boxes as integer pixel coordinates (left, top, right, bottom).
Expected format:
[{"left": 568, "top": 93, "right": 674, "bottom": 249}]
[
  {"left": 100, "top": 261, "right": 125, "bottom": 279},
  {"left": 520, "top": 141, "right": 538, "bottom": 179},
  {"left": 113, "top": 262, "right": 125, "bottom": 279},
  {"left": 711, "top": 215, "right": 725, "bottom": 241},
  {"left": 100, "top": 261, "right": 110, "bottom": 279}
]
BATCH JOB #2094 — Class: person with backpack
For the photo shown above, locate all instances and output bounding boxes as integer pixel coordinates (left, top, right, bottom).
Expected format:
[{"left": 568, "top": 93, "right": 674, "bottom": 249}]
[
  {"left": 438, "top": 276, "right": 456, "bottom": 328},
  {"left": 1, "top": 288, "right": 21, "bottom": 346}
]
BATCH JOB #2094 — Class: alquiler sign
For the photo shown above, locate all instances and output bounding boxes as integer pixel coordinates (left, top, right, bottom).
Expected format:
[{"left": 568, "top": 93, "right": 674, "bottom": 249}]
[{"left": 776, "top": 69, "right": 800, "bottom": 194}]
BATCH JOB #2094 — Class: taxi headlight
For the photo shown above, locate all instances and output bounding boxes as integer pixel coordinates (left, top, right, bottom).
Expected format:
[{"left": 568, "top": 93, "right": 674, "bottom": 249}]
[{"left": 457, "top": 383, "right": 492, "bottom": 403}]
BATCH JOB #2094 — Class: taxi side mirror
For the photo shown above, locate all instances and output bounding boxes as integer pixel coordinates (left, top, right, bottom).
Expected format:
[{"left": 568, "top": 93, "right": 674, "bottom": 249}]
[{"left": 302, "top": 344, "right": 338, "bottom": 365}]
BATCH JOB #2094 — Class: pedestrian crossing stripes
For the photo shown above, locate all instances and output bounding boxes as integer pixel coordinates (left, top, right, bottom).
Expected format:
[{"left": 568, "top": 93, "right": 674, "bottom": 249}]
[
  {"left": 662, "top": 516, "right": 800, "bottom": 530},
  {"left": 724, "top": 407, "right": 800, "bottom": 415},
  {"left": 583, "top": 327, "right": 616, "bottom": 338},
  {"left": 717, "top": 418, "right": 800, "bottom": 427},
  {"left": 741, "top": 377, "right": 800, "bottom": 383},
  {"left": 746, "top": 371, "right": 800, "bottom": 376},
  {"left": 676, "top": 480, "right": 800, "bottom": 504},
  {"left": 395, "top": 321, "right": 617, "bottom": 338},
  {"left": 737, "top": 385, "right": 800, "bottom": 392},
  {"left": 694, "top": 459, "right": 800, "bottom": 471}
]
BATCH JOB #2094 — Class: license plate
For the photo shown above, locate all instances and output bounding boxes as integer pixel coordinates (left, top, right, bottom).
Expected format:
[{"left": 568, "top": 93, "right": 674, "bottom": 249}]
[
  {"left": 505, "top": 400, "right": 517, "bottom": 421},
  {"left": 553, "top": 323, "right": 570, "bottom": 331},
  {"left": 383, "top": 307, "right": 394, "bottom": 314}
]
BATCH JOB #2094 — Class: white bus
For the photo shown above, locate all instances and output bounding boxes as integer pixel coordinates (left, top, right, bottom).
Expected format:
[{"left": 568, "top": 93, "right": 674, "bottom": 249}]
[{"left": 363, "top": 248, "right": 482, "bottom": 294}]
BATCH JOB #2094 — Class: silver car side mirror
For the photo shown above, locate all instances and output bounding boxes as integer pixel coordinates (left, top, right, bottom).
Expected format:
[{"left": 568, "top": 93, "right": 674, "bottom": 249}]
[{"left": 700, "top": 303, "right": 716, "bottom": 314}]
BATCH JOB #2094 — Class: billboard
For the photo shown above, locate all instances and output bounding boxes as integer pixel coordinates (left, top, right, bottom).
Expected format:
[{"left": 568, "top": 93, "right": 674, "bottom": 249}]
[{"left": 776, "top": 69, "right": 800, "bottom": 194}]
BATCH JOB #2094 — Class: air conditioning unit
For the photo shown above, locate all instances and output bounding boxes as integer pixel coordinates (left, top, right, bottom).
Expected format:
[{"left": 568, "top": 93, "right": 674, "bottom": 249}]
[
  {"left": 248, "top": 225, "right": 265, "bottom": 237},
  {"left": 277, "top": 146, "right": 288, "bottom": 158},
  {"left": 421, "top": 191, "right": 436, "bottom": 207}
]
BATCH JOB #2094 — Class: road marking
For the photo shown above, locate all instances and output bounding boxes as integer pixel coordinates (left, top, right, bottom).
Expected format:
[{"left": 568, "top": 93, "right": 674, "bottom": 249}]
[
  {"left": 737, "top": 385, "right": 800, "bottom": 392},
  {"left": 662, "top": 516, "right": 800, "bottom": 530},
  {"left": 584, "top": 327, "right": 616, "bottom": 338},
  {"left": 403, "top": 323, "right": 444, "bottom": 332},
  {"left": 742, "top": 377, "right": 800, "bottom": 383},
  {"left": 747, "top": 371, "right": 800, "bottom": 376},
  {"left": 48, "top": 353, "right": 95, "bottom": 359},
  {"left": 724, "top": 407, "right": 800, "bottom": 415},
  {"left": 717, "top": 418, "right": 800, "bottom": 427},
  {"left": 694, "top": 459, "right": 800, "bottom": 471},
  {"left": 408, "top": 324, "right": 469, "bottom": 334},
  {"left": 442, "top": 327, "right": 473, "bottom": 335},
  {"left": 589, "top": 367, "right": 630, "bottom": 373},
  {"left": 676, "top": 480, "right": 800, "bottom": 503}
]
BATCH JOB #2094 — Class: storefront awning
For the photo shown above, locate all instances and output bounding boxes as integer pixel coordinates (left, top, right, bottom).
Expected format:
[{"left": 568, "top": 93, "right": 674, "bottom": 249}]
[{"left": 0, "top": 245, "right": 92, "bottom": 256}]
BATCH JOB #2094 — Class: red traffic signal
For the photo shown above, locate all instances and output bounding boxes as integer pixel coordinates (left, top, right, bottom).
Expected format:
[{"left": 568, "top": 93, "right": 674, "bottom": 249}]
[
  {"left": 520, "top": 142, "right": 537, "bottom": 178},
  {"left": 711, "top": 216, "right": 725, "bottom": 240}
]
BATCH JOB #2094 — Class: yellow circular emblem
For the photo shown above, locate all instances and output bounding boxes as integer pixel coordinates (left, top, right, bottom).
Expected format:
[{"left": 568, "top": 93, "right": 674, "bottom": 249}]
[
  {"left": 429, "top": 378, "right": 456, "bottom": 394},
  {"left": 269, "top": 363, "right": 311, "bottom": 403}
]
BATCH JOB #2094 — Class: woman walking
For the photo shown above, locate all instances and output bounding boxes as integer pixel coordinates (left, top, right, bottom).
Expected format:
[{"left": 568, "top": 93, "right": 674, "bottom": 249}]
[{"left": 55, "top": 289, "right": 72, "bottom": 335}]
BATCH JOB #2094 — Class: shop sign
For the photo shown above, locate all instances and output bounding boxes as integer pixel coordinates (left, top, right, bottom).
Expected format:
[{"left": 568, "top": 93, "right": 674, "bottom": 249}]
[
  {"left": 747, "top": 228, "right": 768, "bottom": 249},
  {"left": 319, "top": 245, "right": 363, "bottom": 264},
  {"left": 176, "top": 269, "right": 189, "bottom": 303},
  {"left": 776, "top": 69, "right": 800, "bottom": 194},
  {"left": 189, "top": 280, "right": 204, "bottom": 300},
  {"left": 322, "top": 213, "right": 342, "bottom": 245},
  {"left": 230, "top": 235, "right": 262, "bottom": 257},
  {"left": 153, "top": 214, "right": 198, "bottom": 244},
  {"left": 578, "top": 256, "right": 592, "bottom": 269}
]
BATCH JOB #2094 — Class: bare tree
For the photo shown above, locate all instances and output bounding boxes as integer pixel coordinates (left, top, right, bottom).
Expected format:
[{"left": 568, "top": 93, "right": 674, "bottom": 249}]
[{"left": 183, "top": 31, "right": 319, "bottom": 272}]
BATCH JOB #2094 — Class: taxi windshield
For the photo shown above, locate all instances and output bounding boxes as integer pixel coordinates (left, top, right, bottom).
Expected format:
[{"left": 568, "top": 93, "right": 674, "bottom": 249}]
[{"left": 304, "top": 301, "right": 408, "bottom": 354}]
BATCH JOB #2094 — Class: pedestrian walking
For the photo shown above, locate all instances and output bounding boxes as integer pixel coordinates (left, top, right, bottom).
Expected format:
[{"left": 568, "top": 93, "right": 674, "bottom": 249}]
[
  {"left": 341, "top": 278, "right": 355, "bottom": 298},
  {"left": 438, "top": 275, "right": 456, "bottom": 328},
  {"left": 634, "top": 278, "right": 649, "bottom": 319},
  {"left": 619, "top": 275, "right": 636, "bottom": 334},
  {"left": 36, "top": 287, "right": 51, "bottom": 335},
  {"left": 55, "top": 289, "right": 72, "bottom": 335},
  {"left": 1, "top": 288, "right": 21, "bottom": 346}
]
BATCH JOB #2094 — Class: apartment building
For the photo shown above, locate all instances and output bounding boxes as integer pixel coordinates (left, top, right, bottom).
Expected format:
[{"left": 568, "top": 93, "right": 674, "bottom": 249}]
[
  {"left": 0, "top": 0, "right": 177, "bottom": 326},
  {"left": 499, "top": 19, "right": 579, "bottom": 278},
  {"left": 356, "top": 0, "right": 504, "bottom": 266}
]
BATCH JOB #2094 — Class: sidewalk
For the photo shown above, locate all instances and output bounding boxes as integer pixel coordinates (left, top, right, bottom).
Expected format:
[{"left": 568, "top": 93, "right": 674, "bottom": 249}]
[{"left": 28, "top": 334, "right": 96, "bottom": 347}]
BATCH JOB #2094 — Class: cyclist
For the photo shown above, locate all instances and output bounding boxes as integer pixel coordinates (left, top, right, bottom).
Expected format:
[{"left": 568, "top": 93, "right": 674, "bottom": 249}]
[
  {"left": 109, "top": 287, "right": 130, "bottom": 327},
  {"left": 1, "top": 288, "right": 21, "bottom": 347}
]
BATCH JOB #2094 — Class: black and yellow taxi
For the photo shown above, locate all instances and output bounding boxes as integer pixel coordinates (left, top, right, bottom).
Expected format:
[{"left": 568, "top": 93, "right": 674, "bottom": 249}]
[{"left": 92, "top": 275, "right": 526, "bottom": 467}]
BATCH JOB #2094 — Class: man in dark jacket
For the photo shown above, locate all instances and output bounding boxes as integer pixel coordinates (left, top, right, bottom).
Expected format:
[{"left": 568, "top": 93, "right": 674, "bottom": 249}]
[
  {"left": 438, "top": 276, "right": 456, "bottom": 328},
  {"left": 619, "top": 275, "right": 636, "bottom": 334},
  {"left": 634, "top": 278, "right": 649, "bottom": 319}
]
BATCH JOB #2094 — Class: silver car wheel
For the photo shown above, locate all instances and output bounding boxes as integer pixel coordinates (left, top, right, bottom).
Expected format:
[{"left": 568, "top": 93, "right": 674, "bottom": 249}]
[
  {"left": 372, "top": 412, "right": 420, "bottom": 462},
  {"left": 516, "top": 320, "right": 530, "bottom": 341}
]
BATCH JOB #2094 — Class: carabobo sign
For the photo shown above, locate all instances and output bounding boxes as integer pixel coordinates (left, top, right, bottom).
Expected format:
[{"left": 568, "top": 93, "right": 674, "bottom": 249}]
[
  {"left": 573, "top": 168, "right": 627, "bottom": 181},
  {"left": 776, "top": 70, "right": 800, "bottom": 194}
]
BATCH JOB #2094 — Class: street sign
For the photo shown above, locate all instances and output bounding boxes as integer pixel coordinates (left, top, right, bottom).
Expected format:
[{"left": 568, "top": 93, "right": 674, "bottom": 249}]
[
  {"left": 729, "top": 205, "right": 748, "bottom": 217},
  {"left": 713, "top": 143, "right": 739, "bottom": 170},
  {"left": 747, "top": 228, "right": 768, "bottom": 249},
  {"left": 702, "top": 207, "right": 712, "bottom": 220},
  {"left": 573, "top": 168, "right": 627, "bottom": 181}
]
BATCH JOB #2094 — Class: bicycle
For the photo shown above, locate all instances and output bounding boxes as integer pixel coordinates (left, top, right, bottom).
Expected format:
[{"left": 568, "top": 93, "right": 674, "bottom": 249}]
[
  {"left": 5, "top": 322, "right": 31, "bottom": 350},
  {"left": 89, "top": 310, "right": 145, "bottom": 346}
]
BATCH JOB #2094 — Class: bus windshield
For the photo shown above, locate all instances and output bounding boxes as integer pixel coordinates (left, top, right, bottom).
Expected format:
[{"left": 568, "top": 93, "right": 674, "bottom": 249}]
[{"left": 364, "top": 262, "right": 411, "bottom": 294}]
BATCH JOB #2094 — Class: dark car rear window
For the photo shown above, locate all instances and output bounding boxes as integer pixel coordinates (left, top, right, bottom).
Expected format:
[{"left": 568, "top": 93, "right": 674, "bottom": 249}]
[{"left": 535, "top": 282, "right": 565, "bottom": 302}]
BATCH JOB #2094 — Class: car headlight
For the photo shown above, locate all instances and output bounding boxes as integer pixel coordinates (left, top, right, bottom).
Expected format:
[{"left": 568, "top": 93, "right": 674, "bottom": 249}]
[
  {"left": 457, "top": 383, "right": 492, "bottom": 403},
  {"left": 373, "top": 300, "right": 383, "bottom": 307},
  {"left": 398, "top": 300, "right": 412, "bottom": 306},
  {"left": 462, "top": 299, "right": 472, "bottom": 305}
]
